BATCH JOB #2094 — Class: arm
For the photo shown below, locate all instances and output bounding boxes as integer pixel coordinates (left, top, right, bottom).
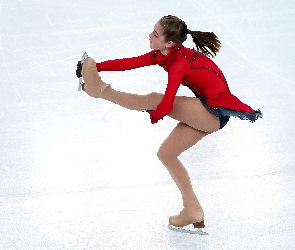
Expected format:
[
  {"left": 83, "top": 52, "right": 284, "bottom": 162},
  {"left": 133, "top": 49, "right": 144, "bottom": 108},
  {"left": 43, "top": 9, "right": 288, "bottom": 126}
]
[
  {"left": 149, "top": 61, "right": 186, "bottom": 123},
  {"left": 96, "top": 51, "right": 158, "bottom": 72}
]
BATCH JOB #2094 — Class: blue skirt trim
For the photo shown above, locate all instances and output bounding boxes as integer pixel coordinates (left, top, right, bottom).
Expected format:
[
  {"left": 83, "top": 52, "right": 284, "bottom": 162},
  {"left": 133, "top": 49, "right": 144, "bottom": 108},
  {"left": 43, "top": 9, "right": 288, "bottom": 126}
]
[{"left": 200, "top": 98, "right": 263, "bottom": 123}]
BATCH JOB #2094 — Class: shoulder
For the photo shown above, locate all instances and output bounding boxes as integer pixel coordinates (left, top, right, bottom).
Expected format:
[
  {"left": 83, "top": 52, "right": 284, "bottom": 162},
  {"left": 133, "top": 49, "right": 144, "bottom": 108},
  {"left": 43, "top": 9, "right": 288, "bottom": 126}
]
[
  {"left": 176, "top": 45, "right": 203, "bottom": 61},
  {"left": 132, "top": 50, "right": 159, "bottom": 65},
  {"left": 170, "top": 46, "right": 191, "bottom": 67},
  {"left": 139, "top": 50, "right": 158, "bottom": 60}
]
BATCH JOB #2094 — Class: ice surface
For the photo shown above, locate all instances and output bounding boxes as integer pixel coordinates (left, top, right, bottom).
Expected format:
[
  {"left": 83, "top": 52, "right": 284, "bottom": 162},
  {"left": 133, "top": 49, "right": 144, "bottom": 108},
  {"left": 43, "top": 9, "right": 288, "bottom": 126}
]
[{"left": 0, "top": 0, "right": 295, "bottom": 249}]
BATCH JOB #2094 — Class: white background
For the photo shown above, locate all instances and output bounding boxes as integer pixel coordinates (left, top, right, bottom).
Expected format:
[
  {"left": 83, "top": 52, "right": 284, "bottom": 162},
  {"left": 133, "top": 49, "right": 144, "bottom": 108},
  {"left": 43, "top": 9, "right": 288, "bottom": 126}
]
[{"left": 0, "top": 0, "right": 294, "bottom": 249}]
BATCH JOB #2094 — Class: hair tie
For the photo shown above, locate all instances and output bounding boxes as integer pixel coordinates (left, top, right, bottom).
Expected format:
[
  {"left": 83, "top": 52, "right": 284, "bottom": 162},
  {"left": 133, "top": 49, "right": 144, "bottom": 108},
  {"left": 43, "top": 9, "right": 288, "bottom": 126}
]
[{"left": 186, "top": 29, "right": 192, "bottom": 34}]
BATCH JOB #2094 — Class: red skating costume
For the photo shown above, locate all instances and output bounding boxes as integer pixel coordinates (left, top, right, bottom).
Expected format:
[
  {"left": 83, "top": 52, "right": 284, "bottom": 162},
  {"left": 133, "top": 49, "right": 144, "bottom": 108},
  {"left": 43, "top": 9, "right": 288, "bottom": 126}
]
[{"left": 96, "top": 45, "right": 262, "bottom": 124}]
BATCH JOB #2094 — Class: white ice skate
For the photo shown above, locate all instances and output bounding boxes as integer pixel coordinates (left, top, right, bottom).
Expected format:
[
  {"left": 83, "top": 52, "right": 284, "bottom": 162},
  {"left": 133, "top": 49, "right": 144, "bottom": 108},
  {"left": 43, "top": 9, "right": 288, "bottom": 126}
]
[
  {"left": 78, "top": 52, "right": 88, "bottom": 91},
  {"left": 168, "top": 224, "right": 209, "bottom": 235}
]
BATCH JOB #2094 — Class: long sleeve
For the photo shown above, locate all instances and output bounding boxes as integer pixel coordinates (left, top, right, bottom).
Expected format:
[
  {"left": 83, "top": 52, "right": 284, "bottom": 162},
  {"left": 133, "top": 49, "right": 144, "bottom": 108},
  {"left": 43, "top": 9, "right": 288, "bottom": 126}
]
[
  {"left": 96, "top": 51, "right": 158, "bottom": 72},
  {"left": 149, "top": 59, "right": 186, "bottom": 123}
]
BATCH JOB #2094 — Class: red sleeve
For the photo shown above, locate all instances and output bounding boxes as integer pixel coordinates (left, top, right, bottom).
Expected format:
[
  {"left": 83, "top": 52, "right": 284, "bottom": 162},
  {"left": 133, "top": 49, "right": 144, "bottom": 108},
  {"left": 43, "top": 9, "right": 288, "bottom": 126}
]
[
  {"left": 96, "top": 51, "right": 158, "bottom": 71},
  {"left": 149, "top": 59, "right": 186, "bottom": 123}
]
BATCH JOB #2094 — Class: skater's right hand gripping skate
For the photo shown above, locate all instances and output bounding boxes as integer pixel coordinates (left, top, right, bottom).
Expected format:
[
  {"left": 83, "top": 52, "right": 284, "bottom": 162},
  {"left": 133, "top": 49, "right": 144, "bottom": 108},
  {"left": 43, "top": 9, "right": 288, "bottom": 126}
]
[{"left": 76, "top": 61, "right": 82, "bottom": 78}]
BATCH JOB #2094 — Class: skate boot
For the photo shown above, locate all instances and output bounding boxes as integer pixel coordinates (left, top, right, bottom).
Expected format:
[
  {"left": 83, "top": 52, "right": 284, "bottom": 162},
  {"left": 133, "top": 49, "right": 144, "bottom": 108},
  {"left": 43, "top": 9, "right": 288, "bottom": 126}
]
[
  {"left": 81, "top": 57, "right": 110, "bottom": 98},
  {"left": 77, "top": 52, "right": 88, "bottom": 91}
]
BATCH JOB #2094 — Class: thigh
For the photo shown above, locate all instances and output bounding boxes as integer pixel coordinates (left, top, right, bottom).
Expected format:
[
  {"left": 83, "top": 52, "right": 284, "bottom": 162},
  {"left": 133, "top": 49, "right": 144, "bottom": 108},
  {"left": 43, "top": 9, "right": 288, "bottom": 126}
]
[
  {"left": 170, "top": 96, "right": 220, "bottom": 133},
  {"left": 158, "top": 122, "right": 209, "bottom": 159}
]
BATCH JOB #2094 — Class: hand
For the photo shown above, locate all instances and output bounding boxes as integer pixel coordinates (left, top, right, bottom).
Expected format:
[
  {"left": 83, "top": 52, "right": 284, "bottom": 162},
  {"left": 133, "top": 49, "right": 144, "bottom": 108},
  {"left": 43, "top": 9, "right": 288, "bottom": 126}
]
[
  {"left": 76, "top": 61, "right": 82, "bottom": 78},
  {"left": 148, "top": 110, "right": 158, "bottom": 124},
  {"left": 150, "top": 118, "right": 158, "bottom": 124}
]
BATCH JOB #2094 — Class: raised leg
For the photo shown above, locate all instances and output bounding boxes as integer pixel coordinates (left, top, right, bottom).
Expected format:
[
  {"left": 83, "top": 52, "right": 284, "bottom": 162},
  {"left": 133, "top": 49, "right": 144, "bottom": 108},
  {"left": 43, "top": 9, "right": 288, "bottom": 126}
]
[{"left": 82, "top": 57, "right": 220, "bottom": 132}]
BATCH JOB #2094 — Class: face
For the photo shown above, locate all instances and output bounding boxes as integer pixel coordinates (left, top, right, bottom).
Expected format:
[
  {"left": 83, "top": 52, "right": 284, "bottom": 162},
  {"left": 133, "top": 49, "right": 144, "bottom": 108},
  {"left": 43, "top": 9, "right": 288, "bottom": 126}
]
[{"left": 149, "top": 22, "right": 174, "bottom": 55}]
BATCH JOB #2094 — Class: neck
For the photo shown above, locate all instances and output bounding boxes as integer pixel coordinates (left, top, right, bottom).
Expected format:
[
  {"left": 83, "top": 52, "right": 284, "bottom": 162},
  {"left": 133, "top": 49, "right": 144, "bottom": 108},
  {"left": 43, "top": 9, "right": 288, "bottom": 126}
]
[
  {"left": 160, "top": 45, "right": 180, "bottom": 56},
  {"left": 160, "top": 48, "right": 170, "bottom": 56}
]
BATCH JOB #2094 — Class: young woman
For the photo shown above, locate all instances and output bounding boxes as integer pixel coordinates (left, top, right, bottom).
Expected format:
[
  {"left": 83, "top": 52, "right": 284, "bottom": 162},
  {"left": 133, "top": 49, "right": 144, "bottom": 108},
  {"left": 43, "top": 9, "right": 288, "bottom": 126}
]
[{"left": 76, "top": 15, "right": 262, "bottom": 230}]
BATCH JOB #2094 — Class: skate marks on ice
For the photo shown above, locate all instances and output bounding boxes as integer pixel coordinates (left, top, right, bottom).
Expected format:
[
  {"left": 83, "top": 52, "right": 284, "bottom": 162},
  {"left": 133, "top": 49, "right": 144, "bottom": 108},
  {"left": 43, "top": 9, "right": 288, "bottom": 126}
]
[
  {"left": 190, "top": 0, "right": 295, "bottom": 86},
  {"left": 168, "top": 224, "right": 209, "bottom": 235}
]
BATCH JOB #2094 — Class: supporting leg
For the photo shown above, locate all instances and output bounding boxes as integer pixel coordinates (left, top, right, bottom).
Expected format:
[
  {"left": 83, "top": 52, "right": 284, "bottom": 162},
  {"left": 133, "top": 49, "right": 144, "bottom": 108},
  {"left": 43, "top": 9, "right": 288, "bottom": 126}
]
[{"left": 157, "top": 122, "right": 209, "bottom": 227}]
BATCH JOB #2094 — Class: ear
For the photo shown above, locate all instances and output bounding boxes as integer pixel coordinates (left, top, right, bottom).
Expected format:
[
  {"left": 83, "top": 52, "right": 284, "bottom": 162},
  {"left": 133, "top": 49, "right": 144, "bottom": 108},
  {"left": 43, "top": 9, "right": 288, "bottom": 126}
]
[{"left": 165, "top": 41, "right": 176, "bottom": 48}]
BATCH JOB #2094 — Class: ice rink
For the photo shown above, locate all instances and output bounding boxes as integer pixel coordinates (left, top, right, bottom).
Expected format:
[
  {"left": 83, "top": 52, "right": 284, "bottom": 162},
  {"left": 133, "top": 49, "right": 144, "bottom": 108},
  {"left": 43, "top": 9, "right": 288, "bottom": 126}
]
[{"left": 1, "top": 0, "right": 295, "bottom": 249}]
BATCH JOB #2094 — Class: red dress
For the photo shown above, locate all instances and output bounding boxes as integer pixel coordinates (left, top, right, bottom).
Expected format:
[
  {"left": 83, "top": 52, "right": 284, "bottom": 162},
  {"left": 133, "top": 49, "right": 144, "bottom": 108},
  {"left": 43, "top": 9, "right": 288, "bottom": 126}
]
[{"left": 96, "top": 45, "right": 262, "bottom": 123}]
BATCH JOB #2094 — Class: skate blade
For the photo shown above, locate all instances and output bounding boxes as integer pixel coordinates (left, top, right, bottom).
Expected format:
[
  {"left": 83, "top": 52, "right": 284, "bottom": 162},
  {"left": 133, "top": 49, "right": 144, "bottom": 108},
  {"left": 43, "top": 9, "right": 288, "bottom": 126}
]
[
  {"left": 78, "top": 52, "right": 89, "bottom": 91},
  {"left": 168, "top": 224, "right": 209, "bottom": 235}
]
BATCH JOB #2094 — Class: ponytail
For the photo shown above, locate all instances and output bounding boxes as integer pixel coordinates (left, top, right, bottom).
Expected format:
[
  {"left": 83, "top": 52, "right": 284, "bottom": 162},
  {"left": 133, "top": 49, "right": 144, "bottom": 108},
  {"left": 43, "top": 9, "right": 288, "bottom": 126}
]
[
  {"left": 159, "top": 15, "right": 222, "bottom": 58},
  {"left": 190, "top": 31, "right": 221, "bottom": 58}
]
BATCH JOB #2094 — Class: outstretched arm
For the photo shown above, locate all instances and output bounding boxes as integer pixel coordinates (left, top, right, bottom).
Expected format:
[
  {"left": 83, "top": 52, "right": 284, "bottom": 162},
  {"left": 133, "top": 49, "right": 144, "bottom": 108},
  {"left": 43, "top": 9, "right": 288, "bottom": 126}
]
[{"left": 96, "top": 51, "right": 158, "bottom": 72}]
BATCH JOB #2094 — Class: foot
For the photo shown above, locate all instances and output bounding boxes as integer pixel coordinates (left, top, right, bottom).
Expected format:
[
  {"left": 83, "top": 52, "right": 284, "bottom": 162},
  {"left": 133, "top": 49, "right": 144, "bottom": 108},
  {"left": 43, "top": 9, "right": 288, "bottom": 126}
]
[
  {"left": 169, "top": 206, "right": 204, "bottom": 227},
  {"left": 81, "top": 57, "right": 109, "bottom": 98}
]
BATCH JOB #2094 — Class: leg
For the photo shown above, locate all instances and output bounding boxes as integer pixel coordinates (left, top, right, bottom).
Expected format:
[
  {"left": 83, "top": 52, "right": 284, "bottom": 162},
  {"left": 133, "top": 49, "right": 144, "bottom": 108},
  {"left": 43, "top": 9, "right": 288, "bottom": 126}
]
[
  {"left": 169, "top": 96, "right": 220, "bottom": 133},
  {"left": 158, "top": 122, "right": 209, "bottom": 227},
  {"left": 82, "top": 57, "right": 163, "bottom": 110},
  {"left": 83, "top": 58, "right": 217, "bottom": 227},
  {"left": 82, "top": 57, "right": 220, "bottom": 132}
]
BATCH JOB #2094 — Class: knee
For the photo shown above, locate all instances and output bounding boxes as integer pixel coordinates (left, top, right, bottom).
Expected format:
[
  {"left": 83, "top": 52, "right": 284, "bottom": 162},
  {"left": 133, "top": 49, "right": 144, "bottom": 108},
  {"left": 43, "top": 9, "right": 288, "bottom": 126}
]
[
  {"left": 157, "top": 147, "right": 166, "bottom": 164},
  {"left": 146, "top": 92, "right": 163, "bottom": 108},
  {"left": 157, "top": 145, "right": 175, "bottom": 165}
]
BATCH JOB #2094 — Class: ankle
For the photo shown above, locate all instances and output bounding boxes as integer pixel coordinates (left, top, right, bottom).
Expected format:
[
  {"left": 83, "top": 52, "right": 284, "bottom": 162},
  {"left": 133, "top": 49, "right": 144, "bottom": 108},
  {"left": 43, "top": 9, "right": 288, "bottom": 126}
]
[
  {"left": 182, "top": 205, "right": 203, "bottom": 214},
  {"left": 98, "top": 83, "right": 111, "bottom": 98},
  {"left": 183, "top": 198, "right": 202, "bottom": 209}
]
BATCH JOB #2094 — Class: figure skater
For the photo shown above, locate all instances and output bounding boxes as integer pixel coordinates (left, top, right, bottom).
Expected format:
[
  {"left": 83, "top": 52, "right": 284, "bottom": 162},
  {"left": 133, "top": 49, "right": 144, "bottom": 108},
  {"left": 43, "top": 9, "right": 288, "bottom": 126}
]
[{"left": 76, "top": 15, "right": 262, "bottom": 231}]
